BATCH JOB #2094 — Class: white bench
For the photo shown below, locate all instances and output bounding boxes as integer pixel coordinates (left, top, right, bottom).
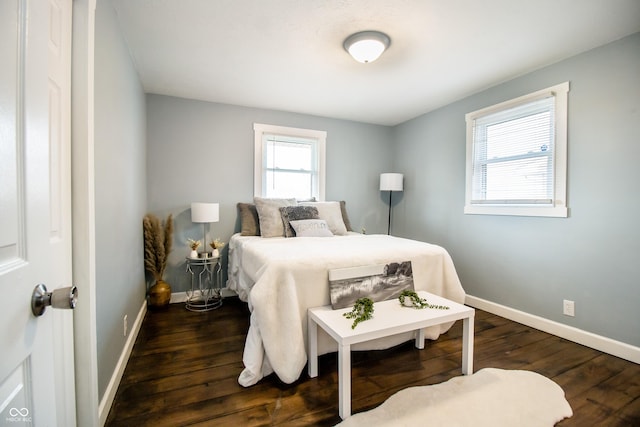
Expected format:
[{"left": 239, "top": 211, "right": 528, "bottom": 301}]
[{"left": 308, "top": 291, "right": 475, "bottom": 419}]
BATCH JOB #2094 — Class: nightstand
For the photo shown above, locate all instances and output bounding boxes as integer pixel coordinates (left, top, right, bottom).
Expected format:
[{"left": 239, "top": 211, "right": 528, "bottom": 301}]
[{"left": 185, "top": 256, "right": 222, "bottom": 311}]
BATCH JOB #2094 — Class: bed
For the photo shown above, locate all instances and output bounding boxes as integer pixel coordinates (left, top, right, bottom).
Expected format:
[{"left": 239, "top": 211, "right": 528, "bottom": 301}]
[{"left": 227, "top": 199, "right": 465, "bottom": 387}]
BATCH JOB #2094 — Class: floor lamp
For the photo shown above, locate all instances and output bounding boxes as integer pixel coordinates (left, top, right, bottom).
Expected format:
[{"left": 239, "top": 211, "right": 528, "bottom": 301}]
[
  {"left": 191, "top": 202, "right": 219, "bottom": 257},
  {"left": 380, "top": 173, "right": 403, "bottom": 235}
]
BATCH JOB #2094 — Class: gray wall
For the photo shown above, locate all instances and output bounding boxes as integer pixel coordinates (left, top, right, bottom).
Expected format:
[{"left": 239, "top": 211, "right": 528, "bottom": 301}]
[
  {"left": 392, "top": 33, "right": 640, "bottom": 347},
  {"left": 95, "top": 1, "right": 147, "bottom": 399},
  {"left": 146, "top": 95, "right": 395, "bottom": 293}
]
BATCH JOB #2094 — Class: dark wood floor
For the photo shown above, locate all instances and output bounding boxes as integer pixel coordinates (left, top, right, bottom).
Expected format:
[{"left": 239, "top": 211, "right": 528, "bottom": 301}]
[{"left": 105, "top": 297, "right": 639, "bottom": 426}]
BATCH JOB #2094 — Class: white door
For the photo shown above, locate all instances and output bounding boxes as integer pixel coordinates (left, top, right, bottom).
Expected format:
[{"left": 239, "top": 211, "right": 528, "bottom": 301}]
[{"left": 0, "top": 0, "right": 75, "bottom": 426}]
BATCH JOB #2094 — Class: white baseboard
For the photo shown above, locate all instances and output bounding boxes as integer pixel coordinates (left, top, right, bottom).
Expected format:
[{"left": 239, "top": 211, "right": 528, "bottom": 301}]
[
  {"left": 170, "top": 287, "right": 237, "bottom": 304},
  {"left": 170, "top": 291, "right": 188, "bottom": 303},
  {"left": 465, "top": 295, "right": 640, "bottom": 365},
  {"left": 98, "top": 299, "right": 147, "bottom": 426}
]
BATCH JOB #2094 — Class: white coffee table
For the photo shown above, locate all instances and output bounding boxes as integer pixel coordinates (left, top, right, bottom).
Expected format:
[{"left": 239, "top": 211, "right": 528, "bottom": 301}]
[{"left": 307, "top": 291, "right": 474, "bottom": 419}]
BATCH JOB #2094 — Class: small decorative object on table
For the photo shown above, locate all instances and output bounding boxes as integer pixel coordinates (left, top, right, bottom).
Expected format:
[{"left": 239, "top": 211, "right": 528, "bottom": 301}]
[
  {"left": 209, "top": 238, "right": 226, "bottom": 258},
  {"left": 143, "top": 213, "right": 174, "bottom": 309},
  {"left": 343, "top": 297, "right": 374, "bottom": 329},
  {"left": 187, "top": 238, "right": 201, "bottom": 259},
  {"left": 398, "top": 290, "right": 450, "bottom": 310}
]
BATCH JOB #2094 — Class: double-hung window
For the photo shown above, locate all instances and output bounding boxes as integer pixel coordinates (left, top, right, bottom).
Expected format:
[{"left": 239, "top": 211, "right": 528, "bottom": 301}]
[
  {"left": 464, "top": 82, "right": 569, "bottom": 217},
  {"left": 254, "top": 123, "right": 326, "bottom": 200}
]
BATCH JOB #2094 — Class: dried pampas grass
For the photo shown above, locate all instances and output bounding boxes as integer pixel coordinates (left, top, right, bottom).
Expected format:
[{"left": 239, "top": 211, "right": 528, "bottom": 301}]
[{"left": 143, "top": 213, "right": 173, "bottom": 282}]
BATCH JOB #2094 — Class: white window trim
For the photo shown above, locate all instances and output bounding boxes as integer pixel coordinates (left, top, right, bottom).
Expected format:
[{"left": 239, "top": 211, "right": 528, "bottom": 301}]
[
  {"left": 464, "top": 82, "right": 569, "bottom": 218},
  {"left": 253, "top": 123, "right": 326, "bottom": 201}
]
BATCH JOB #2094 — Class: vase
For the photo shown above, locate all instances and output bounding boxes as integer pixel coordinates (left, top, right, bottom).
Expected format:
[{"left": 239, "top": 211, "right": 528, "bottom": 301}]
[
  {"left": 148, "top": 279, "right": 171, "bottom": 308},
  {"left": 402, "top": 298, "right": 414, "bottom": 307},
  {"left": 212, "top": 248, "right": 219, "bottom": 258},
  {"left": 190, "top": 249, "right": 198, "bottom": 258}
]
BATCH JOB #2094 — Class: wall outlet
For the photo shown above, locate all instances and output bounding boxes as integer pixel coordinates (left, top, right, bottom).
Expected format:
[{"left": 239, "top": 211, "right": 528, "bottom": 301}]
[
  {"left": 563, "top": 300, "right": 575, "bottom": 317},
  {"left": 123, "top": 314, "right": 128, "bottom": 337}
]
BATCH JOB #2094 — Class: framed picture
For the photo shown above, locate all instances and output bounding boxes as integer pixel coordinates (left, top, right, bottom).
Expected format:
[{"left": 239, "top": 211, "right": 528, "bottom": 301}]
[{"left": 329, "top": 261, "right": 414, "bottom": 309}]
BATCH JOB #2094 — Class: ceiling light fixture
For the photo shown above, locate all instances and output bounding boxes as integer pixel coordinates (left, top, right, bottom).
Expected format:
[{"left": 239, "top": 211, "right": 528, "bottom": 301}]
[{"left": 343, "top": 30, "right": 391, "bottom": 63}]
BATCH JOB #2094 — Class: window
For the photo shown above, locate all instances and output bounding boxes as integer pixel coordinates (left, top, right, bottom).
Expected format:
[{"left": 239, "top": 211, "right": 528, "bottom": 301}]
[
  {"left": 254, "top": 123, "right": 326, "bottom": 200},
  {"left": 464, "top": 82, "right": 569, "bottom": 217}
]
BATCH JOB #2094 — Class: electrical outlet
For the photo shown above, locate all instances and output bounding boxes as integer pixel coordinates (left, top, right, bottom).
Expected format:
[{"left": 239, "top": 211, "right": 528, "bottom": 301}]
[
  {"left": 563, "top": 300, "right": 575, "bottom": 317},
  {"left": 123, "top": 314, "right": 128, "bottom": 337}
]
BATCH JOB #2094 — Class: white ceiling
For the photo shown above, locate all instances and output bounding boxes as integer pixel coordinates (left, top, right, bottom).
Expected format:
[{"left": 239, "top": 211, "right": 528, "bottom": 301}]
[{"left": 110, "top": 0, "right": 640, "bottom": 126}]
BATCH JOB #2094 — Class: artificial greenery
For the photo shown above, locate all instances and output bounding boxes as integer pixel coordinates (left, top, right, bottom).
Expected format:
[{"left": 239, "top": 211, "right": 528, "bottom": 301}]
[
  {"left": 398, "top": 290, "right": 449, "bottom": 310},
  {"left": 187, "top": 238, "right": 201, "bottom": 251},
  {"left": 343, "top": 297, "right": 374, "bottom": 329},
  {"left": 210, "top": 238, "right": 226, "bottom": 250}
]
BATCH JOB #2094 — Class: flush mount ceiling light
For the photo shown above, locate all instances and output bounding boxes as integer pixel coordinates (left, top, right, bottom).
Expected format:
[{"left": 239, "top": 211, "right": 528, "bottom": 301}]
[{"left": 343, "top": 30, "right": 391, "bottom": 63}]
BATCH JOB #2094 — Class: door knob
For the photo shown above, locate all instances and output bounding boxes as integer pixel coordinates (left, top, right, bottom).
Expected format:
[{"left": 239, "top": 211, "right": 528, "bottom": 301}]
[{"left": 31, "top": 284, "right": 78, "bottom": 317}]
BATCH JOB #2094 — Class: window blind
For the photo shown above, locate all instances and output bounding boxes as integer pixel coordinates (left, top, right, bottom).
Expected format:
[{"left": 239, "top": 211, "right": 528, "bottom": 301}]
[{"left": 471, "top": 95, "right": 555, "bottom": 205}]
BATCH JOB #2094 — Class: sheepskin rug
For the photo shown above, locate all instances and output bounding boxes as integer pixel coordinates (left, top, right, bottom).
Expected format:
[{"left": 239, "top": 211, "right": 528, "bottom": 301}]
[{"left": 336, "top": 368, "right": 572, "bottom": 426}]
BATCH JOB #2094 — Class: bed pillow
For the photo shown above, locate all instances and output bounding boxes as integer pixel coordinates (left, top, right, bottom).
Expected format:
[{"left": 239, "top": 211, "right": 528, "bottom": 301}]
[
  {"left": 299, "top": 201, "right": 348, "bottom": 235},
  {"left": 254, "top": 197, "right": 297, "bottom": 237},
  {"left": 289, "top": 219, "right": 334, "bottom": 237},
  {"left": 339, "top": 200, "right": 353, "bottom": 232},
  {"left": 237, "top": 203, "right": 260, "bottom": 236},
  {"left": 280, "top": 205, "right": 319, "bottom": 237}
]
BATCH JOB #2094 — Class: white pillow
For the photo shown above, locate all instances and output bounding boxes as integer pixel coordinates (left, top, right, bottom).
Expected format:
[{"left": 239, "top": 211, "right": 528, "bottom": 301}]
[
  {"left": 299, "top": 201, "right": 348, "bottom": 235},
  {"left": 254, "top": 197, "right": 297, "bottom": 237},
  {"left": 289, "top": 219, "right": 334, "bottom": 237}
]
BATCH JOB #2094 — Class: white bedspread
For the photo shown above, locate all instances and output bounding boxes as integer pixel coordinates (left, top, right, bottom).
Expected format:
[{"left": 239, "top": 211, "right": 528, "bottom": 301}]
[{"left": 227, "top": 233, "right": 465, "bottom": 387}]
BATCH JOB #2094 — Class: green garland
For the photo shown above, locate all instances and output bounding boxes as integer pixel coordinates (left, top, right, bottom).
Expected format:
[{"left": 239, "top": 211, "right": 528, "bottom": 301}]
[
  {"left": 398, "top": 290, "right": 449, "bottom": 310},
  {"left": 343, "top": 297, "right": 374, "bottom": 329},
  {"left": 343, "top": 292, "right": 449, "bottom": 329}
]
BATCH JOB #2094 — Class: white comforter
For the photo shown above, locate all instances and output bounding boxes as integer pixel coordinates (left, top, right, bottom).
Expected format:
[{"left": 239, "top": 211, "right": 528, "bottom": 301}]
[{"left": 227, "top": 233, "right": 465, "bottom": 387}]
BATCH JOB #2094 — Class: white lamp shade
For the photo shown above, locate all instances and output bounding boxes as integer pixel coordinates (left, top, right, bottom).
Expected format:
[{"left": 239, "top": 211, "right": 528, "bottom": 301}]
[
  {"left": 380, "top": 173, "right": 404, "bottom": 191},
  {"left": 191, "top": 202, "right": 219, "bottom": 223}
]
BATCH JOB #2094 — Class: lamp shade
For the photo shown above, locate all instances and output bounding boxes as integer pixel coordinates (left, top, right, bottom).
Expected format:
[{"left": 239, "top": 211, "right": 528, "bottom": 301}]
[
  {"left": 380, "top": 173, "right": 403, "bottom": 192},
  {"left": 191, "top": 202, "right": 219, "bottom": 223}
]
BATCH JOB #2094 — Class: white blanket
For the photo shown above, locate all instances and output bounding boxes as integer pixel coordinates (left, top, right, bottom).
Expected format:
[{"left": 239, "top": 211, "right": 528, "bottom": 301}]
[{"left": 227, "top": 233, "right": 466, "bottom": 387}]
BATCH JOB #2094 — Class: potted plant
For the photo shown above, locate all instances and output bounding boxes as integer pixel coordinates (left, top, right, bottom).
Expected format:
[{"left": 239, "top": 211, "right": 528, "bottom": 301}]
[
  {"left": 209, "top": 238, "right": 226, "bottom": 258},
  {"left": 343, "top": 297, "right": 374, "bottom": 329},
  {"left": 187, "top": 238, "right": 201, "bottom": 259},
  {"left": 398, "top": 290, "right": 449, "bottom": 310},
  {"left": 143, "top": 213, "right": 173, "bottom": 308}
]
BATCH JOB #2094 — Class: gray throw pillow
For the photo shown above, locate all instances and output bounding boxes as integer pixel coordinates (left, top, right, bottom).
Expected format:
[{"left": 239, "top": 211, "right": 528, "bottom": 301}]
[
  {"left": 254, "top": 197, "right": 297, "bottom": 237},
  {"left": 237, "top": 203, "right": 260, "bottom": 236},
  {"left": 339, "top": 200, "right": 353, "bottom": 232},
  {"left": 280, "top": 205, "right": 319, "bottom": 237}
]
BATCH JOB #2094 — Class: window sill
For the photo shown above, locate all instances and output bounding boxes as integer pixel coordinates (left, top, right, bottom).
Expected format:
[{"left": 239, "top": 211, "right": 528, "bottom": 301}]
[{"left": 464, "top": 205, "right": 568, "bottom": 218}]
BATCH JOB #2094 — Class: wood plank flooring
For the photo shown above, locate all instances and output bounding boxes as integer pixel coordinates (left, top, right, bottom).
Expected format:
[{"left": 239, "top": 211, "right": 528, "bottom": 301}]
[{"left": 105, "top": 297, "right": 639, "bottom": 426}]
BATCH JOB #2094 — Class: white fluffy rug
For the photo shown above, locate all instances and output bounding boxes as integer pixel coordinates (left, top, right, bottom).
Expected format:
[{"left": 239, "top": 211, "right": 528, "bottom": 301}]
[{"left": 336, "top": 368, "right": 572, "bottom": 427}]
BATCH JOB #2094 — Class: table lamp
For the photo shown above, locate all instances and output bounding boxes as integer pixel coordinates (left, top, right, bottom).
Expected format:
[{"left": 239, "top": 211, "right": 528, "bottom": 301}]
[{"left": 191, "top": 202, "right": 219, "bottom": 257}]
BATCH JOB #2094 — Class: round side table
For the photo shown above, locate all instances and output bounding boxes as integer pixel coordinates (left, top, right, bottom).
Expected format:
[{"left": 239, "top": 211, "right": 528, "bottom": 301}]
[{"left": 185, "top": 256, "right": 222, "bottom": 311}]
